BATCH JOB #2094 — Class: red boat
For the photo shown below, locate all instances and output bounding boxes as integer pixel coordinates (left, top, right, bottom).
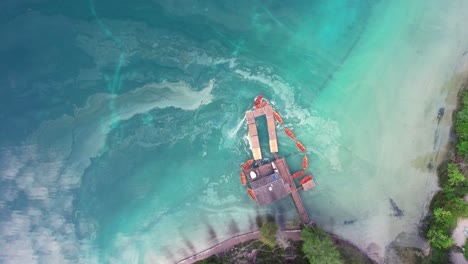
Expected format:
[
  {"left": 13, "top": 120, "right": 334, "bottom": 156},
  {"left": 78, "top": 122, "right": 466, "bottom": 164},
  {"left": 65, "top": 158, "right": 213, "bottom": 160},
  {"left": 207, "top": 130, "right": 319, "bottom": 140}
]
[
  {"left": 295, "top": 141, "right": 306, "bottom": 152},
  {"left": 255, "top": 101, "right": 268, "bottom": 109},
  {"left": 254, "top": 94, "right": 263, "bottom": 106},
  {"left": 302, "top": 155, "right": 308, "bottom": 171},
  {"left": 247, "top": 188, "right": 256, "bottom": 201},
  {"left": 242, "top": 159, "right": 253, "bottom": 169},
  {"left": 299, "top": 175, "right": 312, "bottom": 185},
  {"left": 273, "top": 112, "right": 283, "bottom": 124},
  {"left": 291, "top": 170, "right": 305, "bottom": 179},
  {"left": 284, "top": 128, "right": 295, "bottom": 139},
  {"left": 240, "top": 171, "right": 247, "bottom": 186}
]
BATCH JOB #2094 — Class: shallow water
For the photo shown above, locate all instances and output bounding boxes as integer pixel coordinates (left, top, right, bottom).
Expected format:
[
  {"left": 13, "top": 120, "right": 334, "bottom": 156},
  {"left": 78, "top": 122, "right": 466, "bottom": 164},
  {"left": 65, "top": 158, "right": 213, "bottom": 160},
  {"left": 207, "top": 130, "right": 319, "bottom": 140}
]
[{"left": 1, "top": 0, "right": 468, "bottom": 263}]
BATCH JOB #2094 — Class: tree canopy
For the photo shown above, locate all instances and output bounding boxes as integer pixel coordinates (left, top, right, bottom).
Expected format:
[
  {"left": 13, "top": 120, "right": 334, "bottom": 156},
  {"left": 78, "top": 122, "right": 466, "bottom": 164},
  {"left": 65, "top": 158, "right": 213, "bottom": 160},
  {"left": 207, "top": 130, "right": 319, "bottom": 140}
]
[
  {"left": 301, "top": 226, "right": 344, "bottom": 264},
  {"left": 447, "top": 163, "right": 465, "bottom": 188},
  {"left": 427, "top": 208, "right": 454, "bottom": 249},
  {"left": 259, "top": 222, "right": 278, "bottom": 248}
]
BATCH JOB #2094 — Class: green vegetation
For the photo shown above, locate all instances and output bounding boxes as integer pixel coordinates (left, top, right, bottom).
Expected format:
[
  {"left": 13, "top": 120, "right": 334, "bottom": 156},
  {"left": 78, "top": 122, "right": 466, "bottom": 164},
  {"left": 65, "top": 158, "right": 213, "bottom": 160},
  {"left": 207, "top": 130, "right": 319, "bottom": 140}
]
[
  {"left": 426, "top": 208, "right": 454, "bottom": 249},
  {"left": 424, "top": 88, "right": 468, "bottom": 263},
  {"left": 301, "top": 226, "right": 344, "bottom": 264},
  {"left": 456, "top": 91, "right": 468, "bottom": 155},
  {"left": 392, "top": 246, "right": 424, "bottom": 264},
  {"left": 465, "top": 242, "right": 468, "bottom": 260},
  {"left": 194, "top": 224, "right": 375, "bottom": 264},
  {"left": 195, "top": 255, "right": 221, "bottom": 264},
  {"left": 335, "top": 242, "right": 375, "bottom": 264},
  {"left": 194, "top": 239, "right": 308, "bottom": 264},
  {"left": 259, "top": 222, "right": 278, "bottom": 248}
]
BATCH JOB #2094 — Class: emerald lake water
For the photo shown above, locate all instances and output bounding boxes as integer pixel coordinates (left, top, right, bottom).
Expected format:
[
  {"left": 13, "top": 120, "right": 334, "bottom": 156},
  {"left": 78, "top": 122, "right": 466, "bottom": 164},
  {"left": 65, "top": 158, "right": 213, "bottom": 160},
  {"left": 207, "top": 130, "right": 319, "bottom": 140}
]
[{"left": 1, "top": 0, "right": 468, "bottom": 263}]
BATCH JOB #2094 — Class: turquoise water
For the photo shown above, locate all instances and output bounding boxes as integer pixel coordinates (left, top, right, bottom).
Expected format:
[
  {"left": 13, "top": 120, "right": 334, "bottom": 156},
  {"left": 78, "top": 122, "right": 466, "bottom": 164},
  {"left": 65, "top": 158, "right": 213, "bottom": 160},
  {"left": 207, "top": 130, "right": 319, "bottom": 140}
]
[{"left": 1, "top": 0, "right": 468, "bottom": 263}]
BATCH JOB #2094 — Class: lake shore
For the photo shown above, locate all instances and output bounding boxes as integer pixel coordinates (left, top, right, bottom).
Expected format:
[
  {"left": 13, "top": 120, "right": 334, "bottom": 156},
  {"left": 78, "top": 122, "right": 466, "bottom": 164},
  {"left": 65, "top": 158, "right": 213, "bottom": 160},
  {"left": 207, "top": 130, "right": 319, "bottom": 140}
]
[
  {"left": 420, "top": 74, "right": 468, "bottom": 264},
  {"left": 176, "top": 226, "right": 374, "bottom": 264}
]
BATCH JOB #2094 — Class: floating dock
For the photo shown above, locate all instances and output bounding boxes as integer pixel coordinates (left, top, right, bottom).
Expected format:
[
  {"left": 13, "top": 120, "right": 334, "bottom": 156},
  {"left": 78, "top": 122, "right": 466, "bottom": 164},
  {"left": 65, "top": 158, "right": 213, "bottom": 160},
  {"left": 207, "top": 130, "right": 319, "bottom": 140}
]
[
  {"left": 244, "top": 103, "right": 311, "bottom": 224},
  {"left": 245, "top": 105, "right": 278, "bottom": 160}
]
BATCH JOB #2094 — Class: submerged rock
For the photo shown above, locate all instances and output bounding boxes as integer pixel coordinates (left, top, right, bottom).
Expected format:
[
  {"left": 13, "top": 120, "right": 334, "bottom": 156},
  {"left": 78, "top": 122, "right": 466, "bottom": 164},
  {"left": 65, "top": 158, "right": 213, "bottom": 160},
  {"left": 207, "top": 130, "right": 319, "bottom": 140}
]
[
  {"left": 437, "top": 107, "right": 445, "bottom": 121},
  {"left": 389, "top": 198, "right": 404, "bottom": 218}
]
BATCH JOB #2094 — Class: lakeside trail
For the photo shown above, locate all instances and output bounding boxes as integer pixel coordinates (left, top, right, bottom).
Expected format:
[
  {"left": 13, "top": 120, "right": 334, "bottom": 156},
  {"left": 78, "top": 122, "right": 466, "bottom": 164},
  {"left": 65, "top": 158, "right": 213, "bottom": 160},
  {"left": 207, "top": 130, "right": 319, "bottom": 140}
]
[
  {"left": 176, "top": 230, "right": 300, "bottom": 264},
  {"left": 451, "top": 218, "right": 468, "bottom": 264},
  {"left": 176, "top": 228, "right": 371, "bottom": 264}
]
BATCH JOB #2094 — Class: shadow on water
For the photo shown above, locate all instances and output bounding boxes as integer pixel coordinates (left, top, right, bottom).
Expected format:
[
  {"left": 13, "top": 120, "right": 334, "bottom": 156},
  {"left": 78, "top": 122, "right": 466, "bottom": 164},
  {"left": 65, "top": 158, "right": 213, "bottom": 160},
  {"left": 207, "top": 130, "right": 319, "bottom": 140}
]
[
  {"left": 255, "top": 214, "right": 263, "bottom": 228},
  {"left": 180, "top": 248, "right": 190, "bottom": 260},
  {"left": 228, "top": 218, "right": 240, "bottom": 235},
  {"left": 248, "top": 214, "right": 256, "bottom": 231},
  {"left": 256, "top": 212, "right": 276, "bottom": 228},
  {"left": 265, "top": 213, "right": 274, "bottom": 223},
  {"left": 205, "top": 223, "right": 219, "bottom": 244},
  {"left": 183, "top": 236, "right": 197, "bottom": 255},
  {"left": 273, "top": 204, "right": 286, "bottom": 229},
  {"left": 161, "top": 246, "right": 176, "bottom": 263},
  {"left": 389, "top": 198, "right": 404, "bottom": 218}
]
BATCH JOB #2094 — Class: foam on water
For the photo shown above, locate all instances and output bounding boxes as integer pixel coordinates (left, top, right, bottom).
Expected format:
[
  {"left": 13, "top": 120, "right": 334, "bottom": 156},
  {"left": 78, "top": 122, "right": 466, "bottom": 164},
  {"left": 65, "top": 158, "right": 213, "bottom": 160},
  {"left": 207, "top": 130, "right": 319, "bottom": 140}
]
[{"left": 0, "top": 79, "right": 215, "bottom": 263}]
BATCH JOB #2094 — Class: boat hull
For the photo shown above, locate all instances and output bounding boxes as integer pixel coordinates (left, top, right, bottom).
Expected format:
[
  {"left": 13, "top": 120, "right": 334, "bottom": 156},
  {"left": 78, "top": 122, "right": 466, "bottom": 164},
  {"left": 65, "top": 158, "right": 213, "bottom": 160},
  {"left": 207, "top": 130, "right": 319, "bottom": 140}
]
[
  {"left": 296, "top": 141, "right": 306, "bottom": 152},
  {"left": 284, "top": 128, "right": 295, "bottom": 139},
  {"left": 291, "top": 170, "right": 305, "bottom": 179},
  {"left": 242, "top": 159, "right": 254, "bottom": 169},
  {"left": 247, "top": 188, "right": 256, "bottom": 200},
  {"left": 273, "top": 111, "right": 283, "bottom": 124},
  {"left": 300, "top": 175, "right": 312, "bottom": 185},
  {"left": 240, "top": 171, "right": 247, "bottom": 186}
]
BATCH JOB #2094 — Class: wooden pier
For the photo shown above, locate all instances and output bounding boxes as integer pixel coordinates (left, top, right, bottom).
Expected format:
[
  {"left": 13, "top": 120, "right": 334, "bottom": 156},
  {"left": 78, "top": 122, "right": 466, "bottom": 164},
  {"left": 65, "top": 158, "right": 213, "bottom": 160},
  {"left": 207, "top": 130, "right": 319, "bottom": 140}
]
[
  {"left": 274, "top": 158, "right": 310, "bottom": 224},
  {"left": 245, "top": 105, "right": 278, "bottom": 161},
  {"left": 244, "top": 104, "right": 311, "bottom": 224}
]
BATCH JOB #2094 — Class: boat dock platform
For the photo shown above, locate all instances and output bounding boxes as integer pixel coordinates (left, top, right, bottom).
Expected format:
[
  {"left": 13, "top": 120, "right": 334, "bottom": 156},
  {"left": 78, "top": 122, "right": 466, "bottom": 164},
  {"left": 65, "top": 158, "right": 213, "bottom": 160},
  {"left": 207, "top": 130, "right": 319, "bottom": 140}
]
[
  {"left": 244, "top": 103, "right": 311, "bottom": 224},
  {"left": 245, "top": 105, "right": 278, "bottom": 161},
  {"left": 274, "top": 158, "right": 310, "bottom": 224}
]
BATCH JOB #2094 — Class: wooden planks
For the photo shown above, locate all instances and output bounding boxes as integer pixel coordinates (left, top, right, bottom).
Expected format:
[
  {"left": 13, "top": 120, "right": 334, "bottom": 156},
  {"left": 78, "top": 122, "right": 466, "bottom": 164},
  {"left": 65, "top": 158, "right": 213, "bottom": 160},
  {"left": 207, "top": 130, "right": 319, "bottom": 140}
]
[
  {"left": 269, "top": 139, "right": 278, "bottom": 153},
  {"left": 252, "top": 178, "right": 290, "bottom": 206},
  {"left": 264, "top": 105, "right": 274, "bottom": 116},
  {"left": 253, "top": 108, "right": 265, "bottom": 117},
  {"left": 275, "top": 158, "right": 310, "bottom": 224},
  {"left": 248, "top": 123, "right": 258, "bottom": 136},
  {"left": 246, "top": 111, "right": 255, "bottom": 124},
  {"left": 246, "top": 110, "right": 262, "bottom": 160},
  {"left": 252, "top": 148, "right": 262, "bottom": 160},
  {"left": 265, "top": 105, "right": 278, "bottom": 153},
  {"left": 250, "top": 136, "right": 260, "bottom": 148},
  {"left": 245, "top": 103, "right": 278, "bottom": 164},
  {"left": 303, "top": 179, "right": 316, "bottom": 191}
]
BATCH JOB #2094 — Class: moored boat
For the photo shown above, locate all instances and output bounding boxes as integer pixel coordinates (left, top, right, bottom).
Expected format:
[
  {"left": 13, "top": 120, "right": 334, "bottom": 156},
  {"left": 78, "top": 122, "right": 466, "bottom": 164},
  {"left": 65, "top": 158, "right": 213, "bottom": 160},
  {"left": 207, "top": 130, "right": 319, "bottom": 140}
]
[
  {"left": 291, "top": 170, "right": 305, "bottom": 179},
  {"left": 254, "top": 94, "right": 263, "bottom": 106},
  {"left": 240, "top": 171, "right": 247, "bottom": 186},
  {"left": 242, "top": 159, "right": 254, "bottom": 169},
  {"left": 299, "top": 175, "right": 312, "bottom": 185},
  {"left": 302, "top": 155, "right": 308, "bottom": 171},
  {"left": 273, "top": 111, "right": 283, "bottom": 124},
  {"left": 255, "top": 101, "right": 268, "bottom": 109},
  {"left": 295, "top": 141, "right": 306, "bottom": 152},
  {"left": 247, "top": 188, "right": 256, "bottom": 200},
  {"left": 284, "top": 128, "right": 296, "bottom": 139}
]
